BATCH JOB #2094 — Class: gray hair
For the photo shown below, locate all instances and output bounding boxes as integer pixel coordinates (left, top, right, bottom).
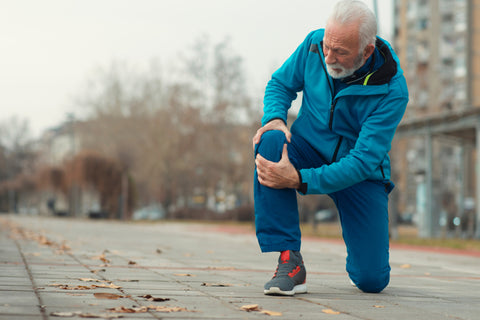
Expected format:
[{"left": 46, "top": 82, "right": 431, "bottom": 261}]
[{"left": 327, "top": 0, "right": 377, "bottom": 51}]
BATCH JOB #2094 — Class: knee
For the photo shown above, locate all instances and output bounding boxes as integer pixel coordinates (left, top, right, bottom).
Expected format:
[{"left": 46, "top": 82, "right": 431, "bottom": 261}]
[
  {"left": 255, "top": 130, "right": 287, "bottom": 160},
  {"left": 259, "top": 130, "right": 286, "bottom": 145},
  {"left": 351, "top": 270, "right": 390, "bottom": 293}
]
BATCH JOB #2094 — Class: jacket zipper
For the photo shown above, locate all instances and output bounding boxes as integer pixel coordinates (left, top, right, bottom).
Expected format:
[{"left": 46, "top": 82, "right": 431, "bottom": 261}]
[
  {"left": 379, "top": 165, "right": 385, "bottom": 179},
  {"left": 312, "top": 43, "right": 344, "bottom": 162},
  {"left": 331, "top": 136, "right": 343, "bottom": 163},
  {"left": 312, "top": 43, "right": 337, "bottom": 131},
  {"left": 328, "top": 100, "right": 338, "bottom": 130},
  {"left": 311, "top": 43, "right": 334, "bottom": 95}
]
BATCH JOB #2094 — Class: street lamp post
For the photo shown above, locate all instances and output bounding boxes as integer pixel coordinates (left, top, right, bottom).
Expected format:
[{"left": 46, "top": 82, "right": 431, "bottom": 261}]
[{"left": 67, "top": 113, "right": 79, "bottom": 217}]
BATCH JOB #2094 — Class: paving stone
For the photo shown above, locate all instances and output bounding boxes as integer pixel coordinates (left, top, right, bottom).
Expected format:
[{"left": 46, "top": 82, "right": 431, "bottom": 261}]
[{"left": 1, "top": 214, "right": 480, "bottom": 320}]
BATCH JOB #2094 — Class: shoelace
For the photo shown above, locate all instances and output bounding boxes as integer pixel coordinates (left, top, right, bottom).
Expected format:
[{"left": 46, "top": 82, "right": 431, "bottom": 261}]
[{"left": 273, "top": 259, "right": 297, "bottom": 278}]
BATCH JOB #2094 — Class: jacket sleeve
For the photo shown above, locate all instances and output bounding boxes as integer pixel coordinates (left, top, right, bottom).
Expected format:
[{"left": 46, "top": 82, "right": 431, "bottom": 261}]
[
  {"left": 299, "top": 78, "right": 409, "bottom": 194},
  {"left": 261, "top": 31, "right": 317, "bottom": 126}
]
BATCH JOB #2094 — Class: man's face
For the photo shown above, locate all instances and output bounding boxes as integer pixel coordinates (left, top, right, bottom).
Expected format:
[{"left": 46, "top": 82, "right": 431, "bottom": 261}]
[{"left": 323, "top": 20, "right": 366, "bottom": 79}]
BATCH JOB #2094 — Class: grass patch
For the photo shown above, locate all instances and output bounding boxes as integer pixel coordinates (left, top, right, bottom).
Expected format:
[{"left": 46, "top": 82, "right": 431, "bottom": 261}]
[
  {"left": 300, "top": 222, "right": 343, "bottom": 239},
  {"left": 145, "top": 219, "right": 480, "bottom": 253},
  {"left": 393, "top": 237, "right": 480, "bottom": 251},
  {"left": 392, "top": 225, "right": 480, "bottom": 252},
  {"left": 300, "top": 222, "right": 480, "bottom": 252}
]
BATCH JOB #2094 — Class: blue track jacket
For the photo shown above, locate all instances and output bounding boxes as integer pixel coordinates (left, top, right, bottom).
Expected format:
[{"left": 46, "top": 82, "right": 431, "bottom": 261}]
[{"left": 262, "top": 29, "right": 409, "bottom": 195}]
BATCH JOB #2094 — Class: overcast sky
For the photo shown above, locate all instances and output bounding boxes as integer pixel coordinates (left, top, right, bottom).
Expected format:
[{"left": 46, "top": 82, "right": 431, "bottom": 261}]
[{"left": 0, "top": 0, "right": 393, "bottom": 138}]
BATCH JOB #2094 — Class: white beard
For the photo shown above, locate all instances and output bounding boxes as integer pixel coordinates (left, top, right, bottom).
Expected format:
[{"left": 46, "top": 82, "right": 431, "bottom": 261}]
[
  {"left": 326, "top": 63, "right": 357, "bottom": 79},
  {"left": 326, "top": 53, "right": 366, "bottom": 79}
]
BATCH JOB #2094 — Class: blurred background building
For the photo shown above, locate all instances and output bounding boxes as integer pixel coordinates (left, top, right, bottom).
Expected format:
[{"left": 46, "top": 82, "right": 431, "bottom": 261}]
[{"left": 392, "top": 0, "right": 480, "bottom": 238}]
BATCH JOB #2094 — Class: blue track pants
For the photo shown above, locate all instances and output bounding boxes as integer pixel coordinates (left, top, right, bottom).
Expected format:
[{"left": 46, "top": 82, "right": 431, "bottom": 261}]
[{"left": 254, "top": 130, "right": 392, "bottom": 293}]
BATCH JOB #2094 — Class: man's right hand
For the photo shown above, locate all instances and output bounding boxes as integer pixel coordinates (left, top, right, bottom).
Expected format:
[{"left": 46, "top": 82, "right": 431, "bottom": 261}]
[{"left": 252, "top": 119, "right": 291, "bottom": 150}]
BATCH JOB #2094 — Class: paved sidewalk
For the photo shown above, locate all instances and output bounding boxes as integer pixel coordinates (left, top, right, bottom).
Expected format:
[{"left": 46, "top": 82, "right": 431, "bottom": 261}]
[{"left": 1, "top": 214, "right": 479, "bottom": 320}]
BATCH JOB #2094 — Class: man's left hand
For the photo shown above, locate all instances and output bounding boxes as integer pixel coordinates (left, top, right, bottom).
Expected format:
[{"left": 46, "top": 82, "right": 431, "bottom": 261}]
[{"left": 255, "top": 144, "right": 300, "bottom": 189}]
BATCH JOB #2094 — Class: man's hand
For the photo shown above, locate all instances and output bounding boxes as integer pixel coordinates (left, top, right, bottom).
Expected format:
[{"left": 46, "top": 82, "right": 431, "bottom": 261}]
[
  {"left": 255, "top": 144, "right": 300, "bottom": 189},
  {"left": 252, "top": 119, "right": 291, "bottom": 150}
]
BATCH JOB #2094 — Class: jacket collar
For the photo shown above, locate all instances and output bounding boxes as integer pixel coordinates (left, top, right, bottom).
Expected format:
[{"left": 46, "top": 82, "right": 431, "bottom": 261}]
[{"left": 319, "top": 38, "right": 398, "bottom": 86}]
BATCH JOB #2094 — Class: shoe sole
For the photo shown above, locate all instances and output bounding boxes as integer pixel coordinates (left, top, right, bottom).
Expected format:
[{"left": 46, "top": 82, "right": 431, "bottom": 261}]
[{"left": 264, "top": 284, "right": 307, "bottom": 296}]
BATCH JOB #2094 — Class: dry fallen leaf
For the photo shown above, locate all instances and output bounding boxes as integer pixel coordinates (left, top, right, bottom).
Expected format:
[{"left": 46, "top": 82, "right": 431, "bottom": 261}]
[
  {"left": 51, "top": 311, "right": 124, "bottom": 318},
  {"left": 400, "top": 264, "right": 411, "bottom": 269},
  {"left": 90, "top": 283, "right": 122, "bottom": 289},
  {"left": 373, "top": 305, "right": 385, "bottom": 308},
  {"left": 128, "top": 260, "right": 137, "bottom": 265},
  {"left": 49, "top": 283, "right": 121, "bottom": 290},
  {"left": 59, "top": 242, "right": 71, "bottom": 251},
  {"left": 107, "top": 305, "right": 194, "bottom": 313},
  {"left": 146, "top": 305, "right": 194, "bottom": 313},
  {"left": 260, "top": 310, "right": 283, "bottom": 316},
  {"left": 6, "top": 223, "right": 72, "bottom": 254},
  {"left": 240, "top": 304, "right": 282, "bottom": 316},
  {"left": 93, "top": 292, "right": 128, "bottom": 300},
  {"left": 79, "top": 278, "right": 104, "bottom": 282},
  {"left": 116, "top": 279, "right": 139, "bottom": 282},
  {"left": 240, "top": 304, "right": 261, "bottom": 312},
  {"left": 156, "top": 248, "right": 163, "bottom": 254},
  {"left": 38, "top": 235, "right": 54, "bottom": 246},
  {"left": 90, "top": 269, "right": 106, "bottom": 274},
  {"left": 173, "top": 273, "right": 196, "bottom": 277},
  {"left": 201, "top": 282, "right": 233, "bottom": 287},
  {"left": 50, "top": 311, "right": 78, "bottom": 317},
  {"left": 49, "top": 284, "right": 93, "bottom": 290},
  {"left": 78, "top": 312, "right": 123, "bottom": 318},
  {"left": 92, "top": 253, "right": 111, "bottom": 264},
  {"left": 139, "top": 294, "right": 170, "bottom": 302},
  {"left": 108, "top": 306, "right": 148, "bottom": 313},
  {"left": 322, "top": 308, "right": 341, "bottom": 315}
]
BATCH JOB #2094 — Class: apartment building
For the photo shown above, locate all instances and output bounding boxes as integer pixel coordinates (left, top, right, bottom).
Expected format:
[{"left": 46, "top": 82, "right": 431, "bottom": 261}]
[{"left": 392, "top": 0, "right": 480, "bottom": 238}]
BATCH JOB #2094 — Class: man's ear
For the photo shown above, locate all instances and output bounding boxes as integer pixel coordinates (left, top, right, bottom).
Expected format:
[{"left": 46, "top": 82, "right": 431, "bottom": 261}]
[{"left": 363, "top": 43, "right": 375, "bottom": 60}]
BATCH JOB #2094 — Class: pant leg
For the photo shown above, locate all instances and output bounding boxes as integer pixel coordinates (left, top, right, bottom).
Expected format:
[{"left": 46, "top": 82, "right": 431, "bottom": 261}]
[
  {"left": 254, "top": 130, "right": 301, "bottom": 252},
  {"left": 331, "top": 180, "right": 393, "bottom": 293},
  {"left": 254, "top": 130, "right": 328, "bottom": 253}
]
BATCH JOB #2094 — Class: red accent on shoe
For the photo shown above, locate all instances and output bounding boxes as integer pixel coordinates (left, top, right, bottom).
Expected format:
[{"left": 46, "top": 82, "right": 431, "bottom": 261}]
[
  {"left": 273, "top": 266, "right": 279, "bottom": 277},
  {"left": 288, "top": 265, "right": 301, "bottom": 277},
  {"left": 280, "top": 250, "right": 290, "bottom": 264}
]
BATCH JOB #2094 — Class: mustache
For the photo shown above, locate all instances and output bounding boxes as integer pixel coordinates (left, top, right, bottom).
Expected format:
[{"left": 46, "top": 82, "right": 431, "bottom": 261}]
[{"left": 326, "top": 63, "right": 343, "bottom": 69}]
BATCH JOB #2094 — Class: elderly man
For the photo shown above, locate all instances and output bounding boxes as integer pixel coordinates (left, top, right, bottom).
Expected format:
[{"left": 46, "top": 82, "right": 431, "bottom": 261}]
[{"left": 253, "top": 0, "right": 408, "bottom": 295}]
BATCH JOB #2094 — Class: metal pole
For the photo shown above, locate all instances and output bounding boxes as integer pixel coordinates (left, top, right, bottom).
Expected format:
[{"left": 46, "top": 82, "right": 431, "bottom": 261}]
[
  {"left": 121, "top": 173, "right": 128, "bottom": 220},
  {"left": 372, "top": 0, "right": 380, "bottom": 35},
  {"left": 475, "top": 119, "right": 480, "bottom": 238},
  {"left": 67, "top": 113, "right": 78, "bottom": 217},
  {"left": 425, "top": 131, "right": 434, "bottom": 237},
  {"left": 459, "top": 144, "right": 466, "bottom": 237}
]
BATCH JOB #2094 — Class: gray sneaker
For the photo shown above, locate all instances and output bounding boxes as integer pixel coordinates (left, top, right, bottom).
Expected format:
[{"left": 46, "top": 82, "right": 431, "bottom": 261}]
[{"left": 264, "top": 250, "right": 307, "bottom": 296}]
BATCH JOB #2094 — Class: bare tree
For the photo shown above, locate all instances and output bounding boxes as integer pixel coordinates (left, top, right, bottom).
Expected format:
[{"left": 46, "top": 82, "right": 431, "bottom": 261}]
[
  {"left": 0, "top": 116, "right": 36, "bottom": 212},
  {"left": 74, "top": 37, "right": 259, "bottom": 218},
  {"left": 0, "top": 116, "right": 36, "bottom": 178},
  {"left": 179, "top": 37, "right": 258, "bottom": 209}
]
